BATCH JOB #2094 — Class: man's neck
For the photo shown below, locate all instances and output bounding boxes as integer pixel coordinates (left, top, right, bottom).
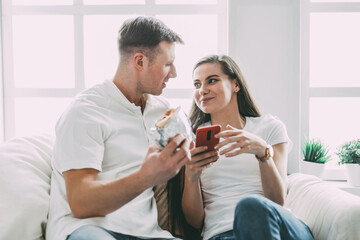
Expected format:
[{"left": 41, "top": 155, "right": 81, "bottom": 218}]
[{"left": 113, "top": 66, "right": 144, "bottom": 106}]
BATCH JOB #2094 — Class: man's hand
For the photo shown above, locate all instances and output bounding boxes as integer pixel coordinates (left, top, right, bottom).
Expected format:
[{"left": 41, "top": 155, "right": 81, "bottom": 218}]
[{"left": 140, "top": 133, "right": 191, "bottom": 187}]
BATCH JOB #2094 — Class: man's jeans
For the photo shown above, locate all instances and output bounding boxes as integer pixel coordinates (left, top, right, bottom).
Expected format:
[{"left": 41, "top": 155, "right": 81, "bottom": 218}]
[
  {"left": 209, "top": 195, "right": 314, "bottom": 240},
  {"left": 67, "top": 225, "right": 181, "bottom": 240}
]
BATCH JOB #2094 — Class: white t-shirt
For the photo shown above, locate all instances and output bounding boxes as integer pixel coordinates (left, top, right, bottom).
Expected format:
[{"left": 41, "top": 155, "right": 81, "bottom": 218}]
[
  {"left": 200, "top": 114, "right": 293, "bottom": 240},
  {"left": 46, "top": 79, "right": 173, "bottom": 240}
]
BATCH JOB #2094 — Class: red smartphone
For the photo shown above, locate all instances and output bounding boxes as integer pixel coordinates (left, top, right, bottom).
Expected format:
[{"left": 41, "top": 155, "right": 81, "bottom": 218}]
[{"left": 195, "top": 125, "right": 221, "bottom": 151}]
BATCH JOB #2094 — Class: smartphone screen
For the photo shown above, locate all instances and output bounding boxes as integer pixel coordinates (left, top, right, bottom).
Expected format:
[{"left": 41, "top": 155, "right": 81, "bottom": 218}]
[{"left": 195, "top": 125, "right": 221, "bottom": 151}]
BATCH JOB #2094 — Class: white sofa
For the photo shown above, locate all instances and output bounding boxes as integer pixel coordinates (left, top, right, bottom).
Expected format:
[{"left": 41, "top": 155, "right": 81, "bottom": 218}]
[{"left": 1, "top": 135, "right": 360, "bottom": 240}]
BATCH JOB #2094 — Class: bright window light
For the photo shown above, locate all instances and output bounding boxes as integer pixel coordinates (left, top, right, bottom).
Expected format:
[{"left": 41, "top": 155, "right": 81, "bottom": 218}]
[
  {"left": 2, "top": 2, "right": 228, "bottom": 139},
  {"left": 84, "top": 0, "right": 144, "bottom": 5},
  {"left": 12, "top": 16, "right": 75, "bottom": 88},
  {"left": 156, "top": 0, "right": 217, "bottom": 4},
  {"left": 84, "top": 15, "right": 136, "bottom": 88},
  {"left": 310, "top": 13, "right": 360, "bottom": 87},
  {"left": 309, "top": 97, "right": 360, "bottom": 155},
  {"left": 12, "top": 0, "right": 73, "bottom": 5},
  {"left": 15, "top": 98, "right": 73, "bottom": 136},
  {"left": 157, "top": 15, "right": 218, "bottom": 89}
]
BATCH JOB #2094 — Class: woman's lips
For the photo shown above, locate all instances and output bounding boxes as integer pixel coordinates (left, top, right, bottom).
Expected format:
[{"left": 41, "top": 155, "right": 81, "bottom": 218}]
[{"left": 201, "top": 97, "right": 214, "bottom": 104}]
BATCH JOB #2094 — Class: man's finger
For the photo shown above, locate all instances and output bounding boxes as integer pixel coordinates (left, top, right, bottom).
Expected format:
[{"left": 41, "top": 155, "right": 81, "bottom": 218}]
[
  {"left": 173, "top": 138, "right": 190, "bottom": 160},
  {"left": 162, "top": 134, "right": 186, "bottom": 156}
]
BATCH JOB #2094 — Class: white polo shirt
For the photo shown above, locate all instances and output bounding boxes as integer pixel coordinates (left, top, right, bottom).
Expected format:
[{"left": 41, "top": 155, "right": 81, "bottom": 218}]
[
  {"left": 46, "top": 79, "right": 173, "bottom": 240},
  {"left": 200, "top": 115, "right": 293, "bottom": 240}
]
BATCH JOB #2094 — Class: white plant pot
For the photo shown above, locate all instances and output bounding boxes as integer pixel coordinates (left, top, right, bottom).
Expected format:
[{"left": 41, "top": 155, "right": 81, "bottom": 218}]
[
  {"left": 345, "top": 164, "right": 360, "bottom": 187},
  {"left": 300, "top": 160, "right": 325, "bottom": 179}
]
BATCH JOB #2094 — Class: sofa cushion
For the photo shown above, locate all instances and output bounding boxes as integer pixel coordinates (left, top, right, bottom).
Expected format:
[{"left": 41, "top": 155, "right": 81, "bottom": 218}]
[
  {"left": 286, "top": 173, "right": 360, "bottom": 240},
  {"left": 0, "top": 134, "right": 54, "bottom": 240}
]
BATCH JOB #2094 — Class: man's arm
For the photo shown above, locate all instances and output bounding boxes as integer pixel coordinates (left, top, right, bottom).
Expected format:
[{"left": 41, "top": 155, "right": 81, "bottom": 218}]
[{"left": 64, "top": 134, "right": 191, "bottom": 218}]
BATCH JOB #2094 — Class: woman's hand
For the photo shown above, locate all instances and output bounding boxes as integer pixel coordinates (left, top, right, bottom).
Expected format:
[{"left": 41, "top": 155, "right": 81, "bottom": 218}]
[
  {"left": 215, "top": 125, "right": 267, "bottom": 158},
  {"left": 185, "top": 143, "right": 219, "bottom": 182}
]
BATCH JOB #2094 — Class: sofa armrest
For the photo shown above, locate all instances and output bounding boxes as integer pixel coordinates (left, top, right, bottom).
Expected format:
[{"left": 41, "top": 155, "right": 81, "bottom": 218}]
[
  {"left": 0, "top": 134, "right": 55, "bottom": 240},
  {"left": 286, "top": 173, "right": 360, "bottom": 240}
]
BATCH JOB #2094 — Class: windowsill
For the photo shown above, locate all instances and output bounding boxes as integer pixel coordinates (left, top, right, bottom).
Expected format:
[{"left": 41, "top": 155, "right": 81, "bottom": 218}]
[
  {"left": 322, "top": 167, "right": 347, "bottom": 181},
  {"left": 321, "top": 160, "right": 347, "bottom": 181},
  {"left": 324, "top": 180, "right": 360, "bottom": 197}
]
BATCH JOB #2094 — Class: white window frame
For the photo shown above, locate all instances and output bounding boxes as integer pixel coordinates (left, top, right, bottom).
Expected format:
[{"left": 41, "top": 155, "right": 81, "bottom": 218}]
[
  {"left": 1, "top": 0, "right": 228, "bottom": 141},
  {"left": 301, "top": 0, "right": 360, "bottom": 180},
  {"left": 0, "top": 0, "right": 4, "bottom": 142}
]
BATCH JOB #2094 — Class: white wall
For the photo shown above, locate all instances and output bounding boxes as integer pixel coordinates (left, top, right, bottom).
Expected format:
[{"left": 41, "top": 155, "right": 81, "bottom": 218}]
[{"left": 229, "top": 0, "right": 300, "bottom": 173}]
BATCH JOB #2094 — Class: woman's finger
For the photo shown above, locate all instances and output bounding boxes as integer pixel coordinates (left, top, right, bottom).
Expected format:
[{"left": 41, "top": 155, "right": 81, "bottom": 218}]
[
  {"left": 215, "top": 129, "right": 242, "bottom": 138},
  {"left": 195, "top": 155, "right": 219, "bottom": 168},
  {"left": 192, "top": 149, "right": 218, "bottom": 159},
  {"left": 219, "top": 143, "right": 239, "bottom": 155},
  {"left": 186, "top": 155, "right": 218, "bottom": 177},
  {"left": 190, "top": 146, "right": 208, "bottom": 156},
  {"left": 215, "top": 135, "right": 243, "bottom": 149},
  {"left": 191, "top": 150, "right": 218, "bottom": 163},
  {"left": 224, "top": 146, "right": 249, "bottom": 157}
]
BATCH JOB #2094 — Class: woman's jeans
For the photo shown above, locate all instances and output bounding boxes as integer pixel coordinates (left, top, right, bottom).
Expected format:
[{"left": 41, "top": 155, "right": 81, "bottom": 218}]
[
  {"left": 209, "top": 195, "right": 314, "bottom": 240},
  {"left": 67, "top": 225, "right": 181, "bottom": 240}
]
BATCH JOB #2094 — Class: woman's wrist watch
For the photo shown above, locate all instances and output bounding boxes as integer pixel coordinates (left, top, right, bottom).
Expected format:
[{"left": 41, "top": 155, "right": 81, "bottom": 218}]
[{"left": 256, "top": 144, "right": 274, "bottom": 162}]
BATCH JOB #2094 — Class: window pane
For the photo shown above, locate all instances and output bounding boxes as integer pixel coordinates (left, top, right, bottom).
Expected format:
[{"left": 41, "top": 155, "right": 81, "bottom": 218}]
[
  {"left": 15, "top": 98, "right": 72, "bottom": 136},
  {"left": 12, "top": 0, "right": 73, "bottom": 5},
  {"left": 167, "top": 98, "right": 193, "bottom": 115},
  {"left": 157, "top": 15, "right": 218, "bottom": 89},
  {"left": 309, "top": 13, "right": 360, "bottom": 87},
  {"left": 13, "top": 16, "right": 75, "bottom": 88},
  {"left": 84, "top": 0, "right": 144, "bottom": 4},
  {"left": 309, "top": 98, "right": 360, "bottom": 156},
  {"left": 156, "top": 0, "right": 217, "bottom": 4},
  {"left": 84, "top": 15, "right": 136, "bottom": 88}
]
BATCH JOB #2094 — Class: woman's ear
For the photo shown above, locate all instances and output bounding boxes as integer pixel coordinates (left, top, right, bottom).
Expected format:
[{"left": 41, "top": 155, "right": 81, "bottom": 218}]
[{"left": 234, "top": 80, "right": 240, "bottom": 93}]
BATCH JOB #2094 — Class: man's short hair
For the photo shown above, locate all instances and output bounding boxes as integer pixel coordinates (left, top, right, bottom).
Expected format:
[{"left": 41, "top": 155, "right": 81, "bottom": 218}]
[{"left": 118, "top": 16, "right": 184, "bottom": 62}]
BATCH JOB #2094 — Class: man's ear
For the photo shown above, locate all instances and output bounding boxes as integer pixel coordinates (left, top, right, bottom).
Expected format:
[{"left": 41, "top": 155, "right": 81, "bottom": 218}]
[{"left": 134, "top": 53, "right": 145, "bottom": 70}]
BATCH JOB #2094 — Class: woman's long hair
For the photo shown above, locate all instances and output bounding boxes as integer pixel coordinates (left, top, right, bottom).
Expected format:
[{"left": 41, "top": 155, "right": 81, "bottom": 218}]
[
  {"left": 189, "top": 55, "right": 261, "bottom": 132},
  {"left": 167, "top": 169, "right": 202, "bottom": 240}
]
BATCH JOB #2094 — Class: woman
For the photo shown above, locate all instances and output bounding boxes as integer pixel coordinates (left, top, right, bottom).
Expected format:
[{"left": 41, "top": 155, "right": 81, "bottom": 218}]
[{"left": 181, "top": 55, "right": 313, "bottom": 240}]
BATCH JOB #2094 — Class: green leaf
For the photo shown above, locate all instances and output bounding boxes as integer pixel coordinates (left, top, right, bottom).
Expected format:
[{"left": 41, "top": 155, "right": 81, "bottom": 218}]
[
  {"left": 336, "top": 139, "right": 360, "bottom": 165},
  {"left": 302, "top": 136, "right": 331, "bottom": 164}
]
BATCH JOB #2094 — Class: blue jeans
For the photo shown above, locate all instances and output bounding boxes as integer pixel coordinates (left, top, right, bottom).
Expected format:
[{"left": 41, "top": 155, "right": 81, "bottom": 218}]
[
  {"left": 209, "top": 195, "right": 314, "bottom": 240},
  {"left": 67, "top": 225, "right": 181, "bottom": 240}
]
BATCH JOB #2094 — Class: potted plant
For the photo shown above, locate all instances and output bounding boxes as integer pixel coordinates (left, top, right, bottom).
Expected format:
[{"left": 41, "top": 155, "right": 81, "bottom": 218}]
[
  {"left": 336, "top": 139, "right": 360, "bottom": 187},
  {"left": 301, "top": 137, "right": 331, "bottom": 178}
]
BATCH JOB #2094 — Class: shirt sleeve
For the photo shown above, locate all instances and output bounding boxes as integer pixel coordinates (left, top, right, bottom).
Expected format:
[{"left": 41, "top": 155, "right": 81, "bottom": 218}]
[
  {"left": 265, "top": 115, "right": 293, "bottom": 152},
  {"left": 53, "top": 104, "right": 107, "bottom": 174}
]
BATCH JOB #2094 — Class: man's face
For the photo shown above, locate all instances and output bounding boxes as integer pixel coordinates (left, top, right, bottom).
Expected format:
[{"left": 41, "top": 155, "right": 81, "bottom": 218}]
[{"left": 140, "top": 41, "right": 177, "bottom": 95}]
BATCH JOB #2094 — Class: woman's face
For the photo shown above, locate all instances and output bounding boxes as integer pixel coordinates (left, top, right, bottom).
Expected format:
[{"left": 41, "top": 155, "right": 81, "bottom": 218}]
[{"left": 193, "top": 62, "right": 239, "bottom": 114}]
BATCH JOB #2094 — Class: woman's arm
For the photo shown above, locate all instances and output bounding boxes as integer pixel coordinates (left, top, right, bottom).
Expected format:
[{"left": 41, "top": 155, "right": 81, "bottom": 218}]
[
  {"left": 181, "top": 144, "right": 219, "bottom": 229},
  {"left": 215, "top": 125, "right": 288, "bottom": 206},
  {"left": 257, "top": 143, "right": 288, "bottom": 205},
  {"left": 182, "top": 175, "right": 204, "bottom": 229}
]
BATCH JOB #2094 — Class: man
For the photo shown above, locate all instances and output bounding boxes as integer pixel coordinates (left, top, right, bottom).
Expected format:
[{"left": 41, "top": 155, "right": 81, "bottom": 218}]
[{"left": 46, "top": 16, "right": 190, "bottom": 240}]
